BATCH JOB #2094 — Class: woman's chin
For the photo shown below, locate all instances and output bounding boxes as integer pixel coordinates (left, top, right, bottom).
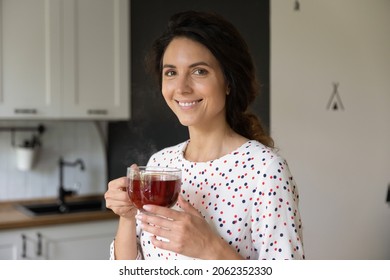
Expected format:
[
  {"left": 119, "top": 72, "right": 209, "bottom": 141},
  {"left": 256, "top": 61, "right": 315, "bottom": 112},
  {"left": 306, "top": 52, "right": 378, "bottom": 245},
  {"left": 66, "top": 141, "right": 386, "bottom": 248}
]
[{"left": 177, "top": 118, "right": 196, "bottom": 127}]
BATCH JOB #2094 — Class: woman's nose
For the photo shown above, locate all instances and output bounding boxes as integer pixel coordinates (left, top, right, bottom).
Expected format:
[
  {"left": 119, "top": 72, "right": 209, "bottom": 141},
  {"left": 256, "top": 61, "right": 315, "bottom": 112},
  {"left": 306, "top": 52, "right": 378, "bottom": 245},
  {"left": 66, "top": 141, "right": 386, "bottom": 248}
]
[{"left": 174, "top": 74, "right": 192, "bottom": 94}]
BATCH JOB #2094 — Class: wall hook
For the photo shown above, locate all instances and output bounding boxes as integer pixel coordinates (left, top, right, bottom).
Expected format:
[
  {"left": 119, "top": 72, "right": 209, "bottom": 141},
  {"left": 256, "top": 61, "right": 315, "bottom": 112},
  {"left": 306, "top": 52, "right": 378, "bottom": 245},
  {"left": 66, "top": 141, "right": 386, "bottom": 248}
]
[{"left": 294, "top": 0, "right": 300, "bottom": 11}]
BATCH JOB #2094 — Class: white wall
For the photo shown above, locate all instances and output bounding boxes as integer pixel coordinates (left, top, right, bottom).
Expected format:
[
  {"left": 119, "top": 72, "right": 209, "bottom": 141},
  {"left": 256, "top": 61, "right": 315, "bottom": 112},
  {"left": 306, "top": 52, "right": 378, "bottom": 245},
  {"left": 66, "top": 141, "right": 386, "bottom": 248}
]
[
  {"left": 271, "top": 0, "right": 390, "bottom": 259},
  {"left": 0, "top": 121, "right": 107, "bottom": 201}
]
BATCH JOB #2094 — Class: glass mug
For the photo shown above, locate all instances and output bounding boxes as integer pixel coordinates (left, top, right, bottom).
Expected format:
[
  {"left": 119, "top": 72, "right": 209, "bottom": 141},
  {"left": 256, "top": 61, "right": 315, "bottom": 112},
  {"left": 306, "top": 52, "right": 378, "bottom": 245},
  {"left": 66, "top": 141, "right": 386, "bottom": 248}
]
[{"left": 127, "top": 166, "right": 181, "bottom": 209}]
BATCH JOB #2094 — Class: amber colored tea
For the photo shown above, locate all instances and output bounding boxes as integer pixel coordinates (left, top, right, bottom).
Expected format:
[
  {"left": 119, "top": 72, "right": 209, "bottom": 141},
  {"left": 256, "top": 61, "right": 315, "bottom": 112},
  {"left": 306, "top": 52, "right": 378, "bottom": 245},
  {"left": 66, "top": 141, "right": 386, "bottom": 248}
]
[{"left": 128, "top": 174, "right": 181, "bottom": 209}]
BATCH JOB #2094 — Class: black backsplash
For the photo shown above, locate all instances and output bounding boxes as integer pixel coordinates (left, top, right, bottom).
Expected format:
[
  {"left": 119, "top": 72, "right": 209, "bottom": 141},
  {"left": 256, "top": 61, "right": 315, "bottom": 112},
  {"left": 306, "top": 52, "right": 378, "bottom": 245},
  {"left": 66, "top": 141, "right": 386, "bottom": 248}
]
[{"left": 108, "top": 0, "right": 269, "bottom": 181}]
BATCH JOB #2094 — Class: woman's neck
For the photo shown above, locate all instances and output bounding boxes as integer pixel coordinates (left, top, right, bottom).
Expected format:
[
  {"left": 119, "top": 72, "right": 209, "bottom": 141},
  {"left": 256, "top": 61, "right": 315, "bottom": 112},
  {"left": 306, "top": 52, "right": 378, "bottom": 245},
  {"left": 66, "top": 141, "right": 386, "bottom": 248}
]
[{"left": 185, "top": 125, "right": 248, "bottom": 162}]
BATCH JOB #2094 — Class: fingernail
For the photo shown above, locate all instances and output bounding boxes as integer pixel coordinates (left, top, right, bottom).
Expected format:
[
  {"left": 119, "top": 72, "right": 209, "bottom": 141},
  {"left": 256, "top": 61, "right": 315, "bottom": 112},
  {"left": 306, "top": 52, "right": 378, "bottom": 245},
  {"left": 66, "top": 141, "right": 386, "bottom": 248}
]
[{"left": 143, "top": 205, "right": 152, "bottom": 211}]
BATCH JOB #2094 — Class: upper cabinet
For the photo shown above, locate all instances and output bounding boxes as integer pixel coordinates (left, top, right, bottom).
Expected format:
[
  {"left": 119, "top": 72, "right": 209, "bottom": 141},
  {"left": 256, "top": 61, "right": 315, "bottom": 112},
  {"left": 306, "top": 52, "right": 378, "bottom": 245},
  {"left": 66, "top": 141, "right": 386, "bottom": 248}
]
[
  {"left": 0, "top": 0, "right": 62, "bottom": 119},
  {"left": 61, "top": 0, "right": 129, "bottom": 119},
  {"left": 0, "top": 0, "right": 130, "bottom": 120}
]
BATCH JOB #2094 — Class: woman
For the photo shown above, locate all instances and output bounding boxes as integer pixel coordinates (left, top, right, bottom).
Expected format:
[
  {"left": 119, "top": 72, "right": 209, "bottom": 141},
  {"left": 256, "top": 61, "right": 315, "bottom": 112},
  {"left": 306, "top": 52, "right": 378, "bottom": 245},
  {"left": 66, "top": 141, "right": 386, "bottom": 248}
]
[{"left": 105, "top": 10, "right": 305, "bottom": 260}]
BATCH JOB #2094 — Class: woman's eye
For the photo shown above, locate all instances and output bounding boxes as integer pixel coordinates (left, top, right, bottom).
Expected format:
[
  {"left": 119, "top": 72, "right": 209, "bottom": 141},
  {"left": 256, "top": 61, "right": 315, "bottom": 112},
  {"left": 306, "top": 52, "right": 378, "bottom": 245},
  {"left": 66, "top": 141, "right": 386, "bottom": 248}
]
[
  {"left": 164, "top": 70, "right": 176, "bottom": 77},
  {"left": 193, "top": 68, "right": 208, "bottom": 75}
]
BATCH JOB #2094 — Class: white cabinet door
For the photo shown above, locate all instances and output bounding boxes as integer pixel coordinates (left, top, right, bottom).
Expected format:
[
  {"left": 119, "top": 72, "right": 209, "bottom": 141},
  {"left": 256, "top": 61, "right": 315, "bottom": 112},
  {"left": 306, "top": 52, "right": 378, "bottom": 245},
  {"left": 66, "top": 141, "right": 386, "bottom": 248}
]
[
  {"left": 61, "top": 0, "right": 129, "bottom": 120},
  {"left": 0, "top": 228, "right": 42, "bottom": 260},
  {"left": 0, "top": 0, "right": 61, "bottom": 119},
  {"left": 0, "top": 220, "right": 118, "bottom": 260},
  {"left": 0, "top": 231, "right": 19, "bottom": 259},
  {"left": 44, "top": 220, "right": 118, "bottom": 260}
]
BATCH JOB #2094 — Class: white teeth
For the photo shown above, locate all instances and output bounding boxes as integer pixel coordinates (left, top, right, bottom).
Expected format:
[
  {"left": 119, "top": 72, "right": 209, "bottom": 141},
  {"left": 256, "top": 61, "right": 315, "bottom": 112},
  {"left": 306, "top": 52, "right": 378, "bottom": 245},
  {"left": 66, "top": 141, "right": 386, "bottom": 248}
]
[{"left": 178, "top": 101, "right": 197, "bottom": 107}]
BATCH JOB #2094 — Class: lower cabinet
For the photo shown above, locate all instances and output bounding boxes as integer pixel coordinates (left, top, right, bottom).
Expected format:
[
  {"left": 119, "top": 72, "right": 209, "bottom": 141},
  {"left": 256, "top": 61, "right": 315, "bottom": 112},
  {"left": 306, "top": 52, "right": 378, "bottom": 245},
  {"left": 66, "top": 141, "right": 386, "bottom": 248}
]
[{"left": 0, "top": 219, "right": 118, "bottom": 260}]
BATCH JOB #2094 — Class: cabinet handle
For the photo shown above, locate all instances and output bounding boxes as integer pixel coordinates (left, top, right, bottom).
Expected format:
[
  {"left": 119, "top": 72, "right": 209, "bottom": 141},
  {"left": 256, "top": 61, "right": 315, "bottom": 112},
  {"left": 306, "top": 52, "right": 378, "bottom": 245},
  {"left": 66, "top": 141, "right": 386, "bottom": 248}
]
[
  {"left": 87, "top": 109, "right": 108, "bottom": 115},
  {"left": 21, "top": 234, "right": 27, "bottom": 259},
  {"left": 36, "top": 232, "right": 42, "bottom": 256},
  {"left": 14, "top": 108, "right": 37, "bottom": 114}
]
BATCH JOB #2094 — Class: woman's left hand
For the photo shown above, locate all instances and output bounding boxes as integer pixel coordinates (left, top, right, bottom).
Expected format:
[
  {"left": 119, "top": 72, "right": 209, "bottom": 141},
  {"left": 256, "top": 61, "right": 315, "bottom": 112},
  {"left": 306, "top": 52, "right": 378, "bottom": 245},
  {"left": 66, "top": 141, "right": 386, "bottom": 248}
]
[{"left": 135, "top": 195, "right": 225, "bottom": 259}]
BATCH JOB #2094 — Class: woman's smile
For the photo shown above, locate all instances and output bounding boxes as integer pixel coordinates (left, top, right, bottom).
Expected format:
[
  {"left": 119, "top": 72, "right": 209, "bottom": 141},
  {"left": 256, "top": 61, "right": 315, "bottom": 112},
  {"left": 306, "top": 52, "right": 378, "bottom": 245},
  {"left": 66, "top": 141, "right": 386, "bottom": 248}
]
[{"left": 176, "top": 99, "right": 203, "bottom": 109}]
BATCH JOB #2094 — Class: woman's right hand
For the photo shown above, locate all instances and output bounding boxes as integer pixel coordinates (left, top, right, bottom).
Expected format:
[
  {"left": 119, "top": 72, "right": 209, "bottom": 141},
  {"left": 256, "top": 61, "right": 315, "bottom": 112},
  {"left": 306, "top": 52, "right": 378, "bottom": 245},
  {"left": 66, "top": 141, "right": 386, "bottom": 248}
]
[{"left": 104, "top": 176, "right": 137, "bottom": 219}]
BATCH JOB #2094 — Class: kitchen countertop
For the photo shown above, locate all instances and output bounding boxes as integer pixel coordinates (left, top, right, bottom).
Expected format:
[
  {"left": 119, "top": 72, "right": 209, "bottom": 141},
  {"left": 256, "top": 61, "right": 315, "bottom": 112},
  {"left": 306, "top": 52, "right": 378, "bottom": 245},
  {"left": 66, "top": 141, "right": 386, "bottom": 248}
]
[{"left": 0, "top": 195, "right": 118, "bottom": 230}]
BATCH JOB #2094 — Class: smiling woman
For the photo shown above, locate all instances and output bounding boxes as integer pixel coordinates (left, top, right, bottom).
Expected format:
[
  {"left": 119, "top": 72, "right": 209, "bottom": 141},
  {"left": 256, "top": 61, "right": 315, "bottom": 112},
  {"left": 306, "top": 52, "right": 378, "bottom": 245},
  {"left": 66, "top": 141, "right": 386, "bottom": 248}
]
[
  {"left": 146, "top": 11, "right": 273, "bottom": 149},
  {"left": 105, "top": 10, "right": 304, "bottom": 260}
]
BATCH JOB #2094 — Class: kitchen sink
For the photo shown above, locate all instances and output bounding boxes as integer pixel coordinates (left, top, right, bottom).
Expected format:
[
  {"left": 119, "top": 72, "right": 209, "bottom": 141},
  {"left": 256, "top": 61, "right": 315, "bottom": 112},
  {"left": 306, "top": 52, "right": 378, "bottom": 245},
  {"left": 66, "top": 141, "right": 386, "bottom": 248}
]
[{"left": 16, "top": 199, "right": 107, "bottom": 216}]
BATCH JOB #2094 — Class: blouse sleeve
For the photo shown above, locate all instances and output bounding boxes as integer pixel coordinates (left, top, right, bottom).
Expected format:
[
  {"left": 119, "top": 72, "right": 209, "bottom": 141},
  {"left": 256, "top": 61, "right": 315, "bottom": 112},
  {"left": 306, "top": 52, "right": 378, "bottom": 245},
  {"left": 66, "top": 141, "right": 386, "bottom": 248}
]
[
  {"left": 109, "top": 239, "right": 144, "bottom": 260},
  {"left": 251, "top": 156, "right": 305, "bottom": 260}
]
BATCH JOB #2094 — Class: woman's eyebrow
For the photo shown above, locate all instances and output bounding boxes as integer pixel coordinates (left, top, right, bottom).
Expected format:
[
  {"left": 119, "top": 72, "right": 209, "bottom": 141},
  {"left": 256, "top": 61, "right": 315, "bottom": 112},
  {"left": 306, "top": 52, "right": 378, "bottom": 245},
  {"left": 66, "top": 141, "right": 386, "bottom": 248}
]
[
  {"left": 189, "top": 61, "right": 210, "bottom": 68},
  {"left": 162, "top": 61, "right": 210, "bottom": 69},
  {"left": 162, "top": 64, "right": 176, "bottom": 69}
]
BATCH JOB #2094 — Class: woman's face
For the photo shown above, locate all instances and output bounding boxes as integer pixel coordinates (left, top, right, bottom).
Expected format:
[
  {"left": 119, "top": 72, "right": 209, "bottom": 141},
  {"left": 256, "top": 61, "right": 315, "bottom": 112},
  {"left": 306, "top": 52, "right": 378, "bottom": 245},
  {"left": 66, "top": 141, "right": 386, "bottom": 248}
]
[{"left": 161, "top": 37, "right": 229, "bottom": 129}]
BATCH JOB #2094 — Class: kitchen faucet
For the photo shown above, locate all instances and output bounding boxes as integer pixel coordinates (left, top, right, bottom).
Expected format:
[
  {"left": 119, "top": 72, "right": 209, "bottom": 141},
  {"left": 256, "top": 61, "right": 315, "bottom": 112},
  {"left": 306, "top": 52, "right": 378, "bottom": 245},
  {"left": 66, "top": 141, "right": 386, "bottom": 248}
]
[{"left": 58, "top": 157, "right": 85, "bottom": 212}]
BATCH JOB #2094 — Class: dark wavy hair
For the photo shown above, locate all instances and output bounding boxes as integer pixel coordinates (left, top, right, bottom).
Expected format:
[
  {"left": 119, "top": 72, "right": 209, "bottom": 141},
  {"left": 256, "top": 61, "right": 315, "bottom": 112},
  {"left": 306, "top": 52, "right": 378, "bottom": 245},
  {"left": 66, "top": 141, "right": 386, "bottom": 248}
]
[{"left": 146, "top": 10, "right": 274, "bottom": 148}]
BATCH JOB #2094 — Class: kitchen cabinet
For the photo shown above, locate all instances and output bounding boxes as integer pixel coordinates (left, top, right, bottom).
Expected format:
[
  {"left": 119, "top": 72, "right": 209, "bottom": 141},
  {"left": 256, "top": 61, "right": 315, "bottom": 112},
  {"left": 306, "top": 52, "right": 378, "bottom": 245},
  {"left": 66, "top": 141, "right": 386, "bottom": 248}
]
[
  {"left": 61, "top": 0, "right": 129, "bottom": 119},
  {"left": 0, "top": 231, "right": 19, "bottom": 259},
  {"left": 0, "top": 0, "right": 129, "bottom": 120},
  {"left": 0, "top": 219, "right": 118, "bottom": 260},
  {"left": 0, "top": 0, "right": 61, "bottom": 119}
]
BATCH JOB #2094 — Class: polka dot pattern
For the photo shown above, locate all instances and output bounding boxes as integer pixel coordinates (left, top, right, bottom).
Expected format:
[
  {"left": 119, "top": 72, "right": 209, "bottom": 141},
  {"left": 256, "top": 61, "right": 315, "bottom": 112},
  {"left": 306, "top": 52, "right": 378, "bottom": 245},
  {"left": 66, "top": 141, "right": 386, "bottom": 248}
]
[{"left": 111, "top": 140, "right": 305, "bottom": 260}]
